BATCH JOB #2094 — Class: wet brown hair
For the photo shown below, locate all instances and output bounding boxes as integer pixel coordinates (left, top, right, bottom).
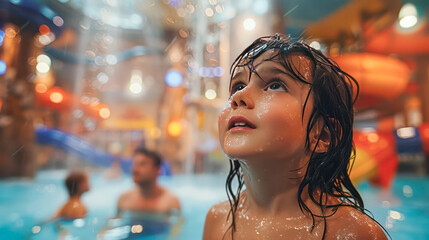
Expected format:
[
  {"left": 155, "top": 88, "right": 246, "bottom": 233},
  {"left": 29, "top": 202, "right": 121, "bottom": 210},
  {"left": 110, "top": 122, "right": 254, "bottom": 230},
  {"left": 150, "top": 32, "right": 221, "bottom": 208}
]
[{"left": 65, "top": 172, "right": 87, "bottom": 197}]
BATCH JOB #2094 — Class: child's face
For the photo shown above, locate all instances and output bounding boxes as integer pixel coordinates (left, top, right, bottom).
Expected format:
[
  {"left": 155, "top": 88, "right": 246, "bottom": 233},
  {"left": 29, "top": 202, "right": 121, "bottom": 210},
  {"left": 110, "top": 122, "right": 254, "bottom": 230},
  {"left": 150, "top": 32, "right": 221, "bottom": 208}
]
[{"left": 218, "top": 50, "right": 314, "bottom": 164}]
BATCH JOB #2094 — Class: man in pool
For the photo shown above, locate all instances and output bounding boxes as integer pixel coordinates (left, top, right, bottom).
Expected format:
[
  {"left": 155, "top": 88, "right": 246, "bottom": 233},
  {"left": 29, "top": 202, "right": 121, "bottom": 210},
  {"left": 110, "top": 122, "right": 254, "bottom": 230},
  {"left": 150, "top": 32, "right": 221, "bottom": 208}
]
[{"left": 117, "top": 147, "right": 181, "bottom": 214}]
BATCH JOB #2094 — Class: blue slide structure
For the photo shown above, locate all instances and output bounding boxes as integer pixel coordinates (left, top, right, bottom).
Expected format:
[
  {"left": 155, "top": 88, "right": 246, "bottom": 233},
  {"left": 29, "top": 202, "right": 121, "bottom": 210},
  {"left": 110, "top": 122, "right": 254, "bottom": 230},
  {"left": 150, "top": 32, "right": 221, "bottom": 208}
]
[{"left": 35, "top": 127, "right": 172, "bottom": 176}]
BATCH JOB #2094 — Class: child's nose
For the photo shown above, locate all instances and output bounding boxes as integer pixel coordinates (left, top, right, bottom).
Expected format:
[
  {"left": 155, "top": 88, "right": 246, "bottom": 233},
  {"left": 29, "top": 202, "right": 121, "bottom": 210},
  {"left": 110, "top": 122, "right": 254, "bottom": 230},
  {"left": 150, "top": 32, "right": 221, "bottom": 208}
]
[{"left": 230, "top": 88, "right": 255, "bottom": 109}]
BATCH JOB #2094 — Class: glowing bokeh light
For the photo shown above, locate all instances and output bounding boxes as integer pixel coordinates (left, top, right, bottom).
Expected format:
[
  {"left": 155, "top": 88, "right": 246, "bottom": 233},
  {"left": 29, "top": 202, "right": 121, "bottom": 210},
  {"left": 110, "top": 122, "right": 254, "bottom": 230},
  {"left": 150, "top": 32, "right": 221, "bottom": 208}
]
[
  {"left": 130, "top": 70, "right": 142, "bottom": 83},
  {"left": 130, "top": 14, "right": 142, "bottom": 25},
  {"left": 165, "top": 70, "right": 183, "bottom": 87},
  {"left": 243, "top": 17, "right": 256, "bottom": 31},
  {"left": 31, "top": 226, "right": 41, "bottom": 234},
  {"left": 186, "top": 4, "right": 195, "bottom": 14},
  {"left": 167, "top": 121, "right": 182, "bottom": 137},
  {"left": 0, "top": 60, "right": 6, "bottom": 75},
  {"left": 35, "top": 83, "right": 48, "bottom": 93},
  {"left": 215, "top": 4, "right": 223, "bottom": 14},
  {"left": 97, "top": 72, "right": 109, "bottom": 83},
  {"left": 36, "top": 62, "right": 50, "bottom": 73},
  {"left": 205, "top": 8, "right": 214, "bottom": 17},
  {"left": 310, "top": 41, "right": 321, "bottom": 50},
  {"left": 131, "top": 224, "right": 143, "bottom": 234},
  {"left": 73, "top": 109, "right": 84, "bottom": 119},
  {"left": 169, "top": 49, "right": 182, "bottom": 62},
  {"left": 205, "top": 89, "right": 217, "bottom": 100},
  {"left": 367, "top": 133, "right": 379, "bottom": 143},
  {"left": 73, "top": 219, "right": 85, "bottom": 228},
  {"left": 397, "top": 127, "right": 415, "bottom": 139},
  {"left": 49, "top": 91, "right": 63, "bottom": 103},
  {"left": 53, "top": 16, "right": 64, "bottom": 27},
  {"left": 398, "top": 3, "right": 418, "bottom": 29},
  {"left": 129, "top": 83, "right": 143, "bottom": 94},
  {"left": 99, "top": 107, "right": 111, "bottom": 119},
  {"left": 403, "top": 185, "right": 413, "bottom": 197},
  {"left": 38, "top": 34, "right": 54, "bottom": 45},
  {"left": 39, "top": 25, "right": 50, "bottom": 35},
  {"left": 399, "top": 3, "right": 418, "bottom": 18},
  {"left": 37, "top": 54, "right": 51, "bottom": 66},
  {"left": 105, "top": 54, "right": 118, "bottom": 65},
  {"left": 213, "top": 66, "right": 224, "bottom": 76},
  {"left": 399, "top": 16, "right": 418, "bottom": 28}
]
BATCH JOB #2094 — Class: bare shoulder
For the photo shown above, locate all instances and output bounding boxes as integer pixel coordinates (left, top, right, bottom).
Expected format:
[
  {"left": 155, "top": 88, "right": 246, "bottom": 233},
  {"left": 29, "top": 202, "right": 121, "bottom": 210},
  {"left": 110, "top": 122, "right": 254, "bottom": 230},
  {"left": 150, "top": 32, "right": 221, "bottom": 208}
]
[
  {"left": 118, "top": 190, "right": 133, "bottom": 201},
  {"left": 327, "top": 206, "right": 388, "bottom": 240},
  {"left": 203, "top": 200, "right": 231, "bottom": 240},
  {"left": 56, "top": 200, "right": 87, "bottom": 219},
  {"left": 160, "top": 187, "right": 181, "bottom": 210},
  {"left": 117, "top": 190, "right": 134, "bottom": 209}
]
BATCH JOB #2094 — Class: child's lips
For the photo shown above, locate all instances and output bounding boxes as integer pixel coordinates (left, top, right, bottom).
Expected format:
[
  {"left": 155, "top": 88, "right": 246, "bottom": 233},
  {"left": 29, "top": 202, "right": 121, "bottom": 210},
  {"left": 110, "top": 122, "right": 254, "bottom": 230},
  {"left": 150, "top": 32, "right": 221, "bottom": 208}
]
[{"left": 227, "top": 116, "right": 256, "bottom": 131}]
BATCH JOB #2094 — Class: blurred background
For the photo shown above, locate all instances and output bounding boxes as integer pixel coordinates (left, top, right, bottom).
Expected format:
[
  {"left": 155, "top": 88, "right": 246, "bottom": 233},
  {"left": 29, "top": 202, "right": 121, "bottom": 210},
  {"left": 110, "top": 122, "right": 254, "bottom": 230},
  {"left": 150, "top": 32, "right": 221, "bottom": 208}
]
[{"left": 0, "top": 0, "right": 428, "bottom": 239}]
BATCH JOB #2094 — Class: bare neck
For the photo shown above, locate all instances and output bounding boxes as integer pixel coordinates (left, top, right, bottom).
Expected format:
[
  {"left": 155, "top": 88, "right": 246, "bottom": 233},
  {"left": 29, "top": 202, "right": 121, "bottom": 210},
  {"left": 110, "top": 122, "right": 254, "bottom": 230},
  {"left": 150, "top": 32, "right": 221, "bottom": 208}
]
[
  {"left": 69, "top": 195, "right": 82, "bottom": 201},
  {"left": 136, "top": 181, "right": 161, "bottom": 198},
  {"left": 239, "top": 156, "right": 308, "bottom": 216}
]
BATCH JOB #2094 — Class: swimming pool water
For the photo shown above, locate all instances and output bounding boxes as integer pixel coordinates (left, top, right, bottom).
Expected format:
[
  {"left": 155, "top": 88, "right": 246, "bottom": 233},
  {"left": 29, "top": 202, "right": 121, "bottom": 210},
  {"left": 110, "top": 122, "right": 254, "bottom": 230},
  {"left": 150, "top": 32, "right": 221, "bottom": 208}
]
[{"left": 0, "top": 170, "right": 428, "bottom": 239}]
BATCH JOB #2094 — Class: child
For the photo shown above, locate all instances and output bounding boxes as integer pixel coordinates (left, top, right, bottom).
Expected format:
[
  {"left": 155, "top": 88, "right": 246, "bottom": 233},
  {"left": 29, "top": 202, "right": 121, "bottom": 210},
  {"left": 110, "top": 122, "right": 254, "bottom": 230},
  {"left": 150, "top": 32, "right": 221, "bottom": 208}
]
[
  {"left": 203, "top": 34, "right": 388, "bottom": 239},
  {"left": 53, "top": 171, "right": 90, "bottom": 219}
]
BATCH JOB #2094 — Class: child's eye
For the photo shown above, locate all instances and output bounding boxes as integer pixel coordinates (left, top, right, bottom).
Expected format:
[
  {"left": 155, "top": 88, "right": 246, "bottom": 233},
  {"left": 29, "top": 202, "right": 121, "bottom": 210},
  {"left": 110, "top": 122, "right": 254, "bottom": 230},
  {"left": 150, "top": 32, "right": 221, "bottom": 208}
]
[
  {"left": 266, "top": 81, "right": 286, "bottom": 92},
  {"left": 230, "top": 83, "right": 246, "bottom": 94}
]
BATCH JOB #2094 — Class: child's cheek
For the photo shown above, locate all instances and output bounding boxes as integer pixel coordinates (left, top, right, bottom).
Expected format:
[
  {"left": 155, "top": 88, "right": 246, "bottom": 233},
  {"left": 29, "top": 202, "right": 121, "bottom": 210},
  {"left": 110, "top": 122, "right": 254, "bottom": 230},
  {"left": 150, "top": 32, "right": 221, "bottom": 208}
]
[{"left": 218, "top": 106, "right": 230, "bottom": 149}]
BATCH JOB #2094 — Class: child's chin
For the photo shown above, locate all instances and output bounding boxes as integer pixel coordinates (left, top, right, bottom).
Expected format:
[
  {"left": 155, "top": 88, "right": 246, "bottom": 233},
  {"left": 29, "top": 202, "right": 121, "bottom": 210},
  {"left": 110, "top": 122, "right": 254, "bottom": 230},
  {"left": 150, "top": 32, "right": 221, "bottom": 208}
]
[{"left": 224, "top": 150, "right": 259, "bottom": 162}]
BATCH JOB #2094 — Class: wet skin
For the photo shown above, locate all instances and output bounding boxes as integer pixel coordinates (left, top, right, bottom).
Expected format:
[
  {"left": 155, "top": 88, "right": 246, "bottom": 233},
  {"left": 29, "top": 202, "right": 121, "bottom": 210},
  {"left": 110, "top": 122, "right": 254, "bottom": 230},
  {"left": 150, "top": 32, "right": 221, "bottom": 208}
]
[{"left": 203, "top": 51, "right": 387, "bottom": 240}]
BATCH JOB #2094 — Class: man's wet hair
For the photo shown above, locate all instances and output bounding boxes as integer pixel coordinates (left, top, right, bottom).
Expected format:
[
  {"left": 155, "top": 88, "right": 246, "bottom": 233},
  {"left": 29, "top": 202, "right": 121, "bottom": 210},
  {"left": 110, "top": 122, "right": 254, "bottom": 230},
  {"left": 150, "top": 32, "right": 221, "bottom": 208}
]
[
  {"left": 65, "top": 171, "right": 87, "bottom": 197},
  {"left": 134, "top": 147, "right": 162, "bottom": 167},
  {"left": 224, "top": 34, "right": 388, "bottom": 239}
]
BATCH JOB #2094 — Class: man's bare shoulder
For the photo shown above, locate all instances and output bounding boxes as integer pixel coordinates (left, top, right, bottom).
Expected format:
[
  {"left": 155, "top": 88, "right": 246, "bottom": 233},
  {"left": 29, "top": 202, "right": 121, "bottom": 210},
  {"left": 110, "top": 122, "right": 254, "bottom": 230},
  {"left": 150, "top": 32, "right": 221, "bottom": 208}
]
[
  {"left": 327, "top": 206, "right": 388, "bottom": 240},
  {"left": 118, "top": 189, "right": 134, "bottom": 200},
  {"left": 160, "top": 187, "right": 181, "bottom": 210},
  {"left": 203, "top": 200, "right": 231, "bottom": 240},
  {"left": 117, "top": 189, "right": 135, "bottom": 209}
]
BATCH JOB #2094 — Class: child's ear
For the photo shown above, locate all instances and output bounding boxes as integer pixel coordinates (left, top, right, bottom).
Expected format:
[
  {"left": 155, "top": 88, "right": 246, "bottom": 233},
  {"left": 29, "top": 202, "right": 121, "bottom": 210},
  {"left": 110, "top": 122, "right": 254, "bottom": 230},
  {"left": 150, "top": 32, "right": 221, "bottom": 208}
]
[{"left": 310, "top": 119, "right": 331, "bottom": 153}]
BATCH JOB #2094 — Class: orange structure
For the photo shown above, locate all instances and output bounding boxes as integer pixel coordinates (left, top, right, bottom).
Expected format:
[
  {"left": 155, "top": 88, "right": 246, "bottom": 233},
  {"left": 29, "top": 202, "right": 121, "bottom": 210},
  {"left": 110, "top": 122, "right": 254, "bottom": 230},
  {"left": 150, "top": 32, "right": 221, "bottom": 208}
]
[{"left": 333, "top": 53, "right": 410, "bottom": 99}]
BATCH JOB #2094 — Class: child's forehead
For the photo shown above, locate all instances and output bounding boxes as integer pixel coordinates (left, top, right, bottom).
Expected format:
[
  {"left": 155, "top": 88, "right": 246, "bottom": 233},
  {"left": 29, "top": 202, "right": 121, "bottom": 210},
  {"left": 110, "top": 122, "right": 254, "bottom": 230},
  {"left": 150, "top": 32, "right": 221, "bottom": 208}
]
[{"left": 235, "top": 50, "right": 313, "bottom": 81}]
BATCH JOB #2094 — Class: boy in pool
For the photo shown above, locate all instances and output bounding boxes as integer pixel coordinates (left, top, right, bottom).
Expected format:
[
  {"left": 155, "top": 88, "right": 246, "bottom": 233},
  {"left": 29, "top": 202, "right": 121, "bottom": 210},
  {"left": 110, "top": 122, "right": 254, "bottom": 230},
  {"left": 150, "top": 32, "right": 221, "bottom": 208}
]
[
  {"left": 203, "top": 34, "right": 388, "bottom": 239},
  {"left": 53, "top": 171, "right": 90, "bottom": 219}
]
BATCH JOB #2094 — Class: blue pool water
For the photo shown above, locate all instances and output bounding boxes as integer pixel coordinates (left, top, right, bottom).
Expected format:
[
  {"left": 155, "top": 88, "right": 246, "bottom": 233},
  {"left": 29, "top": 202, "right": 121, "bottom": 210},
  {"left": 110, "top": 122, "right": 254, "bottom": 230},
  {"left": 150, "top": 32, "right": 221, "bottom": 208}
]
[{"left": 0, "top": 170, "right": 428, "bottom": 239}]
